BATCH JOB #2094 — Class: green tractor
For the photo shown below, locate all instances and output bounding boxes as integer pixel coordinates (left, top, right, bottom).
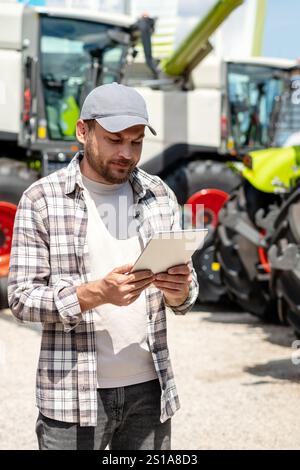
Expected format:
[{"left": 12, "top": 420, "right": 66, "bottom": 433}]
[
  {"left": 215, "top": 144, "right": 300, "bottom": 321},
  {"left": 194, "top": 63, "right": 300, "bottom": 307}
]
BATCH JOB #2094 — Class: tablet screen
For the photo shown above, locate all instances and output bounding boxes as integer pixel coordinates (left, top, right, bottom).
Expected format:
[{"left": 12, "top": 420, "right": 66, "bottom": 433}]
[{"left": 131, "top": 229, "right": 208, "bottom": 274}]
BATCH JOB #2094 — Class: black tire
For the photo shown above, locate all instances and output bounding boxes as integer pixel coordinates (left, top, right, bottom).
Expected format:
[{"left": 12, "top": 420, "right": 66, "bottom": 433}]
[
  {"left": 215, "top": 184, "right": 278, "bottom": 321},
  {"left": 185, "top": 159, "right": 241, "bottom": 197},
  {"left": 0, "top": 276, "right": 8, "bottom": 310},
  {"left": 164, "top": 159, "right": 241, "bottom": 205},
  {"left": 192, "top": 230, "right": 227, "bottom": 304},
  {"left": 270, "top": 189, "right": 300, "bottom": 334},
  {"left": 0, "top": 158, "right": 38, "bottom": 309}
]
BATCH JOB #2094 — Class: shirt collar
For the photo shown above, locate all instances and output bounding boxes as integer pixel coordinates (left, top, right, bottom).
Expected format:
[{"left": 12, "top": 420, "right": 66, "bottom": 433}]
[{"left": 65, "top": 151, "right": 150, "bottom": 200}]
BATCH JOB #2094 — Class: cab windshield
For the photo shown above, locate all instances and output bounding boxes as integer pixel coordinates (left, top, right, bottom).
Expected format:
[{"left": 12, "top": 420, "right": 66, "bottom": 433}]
[
  {"left": 227, "top": 63, "right": 285, "bottom": 152},
  {"left": 40, "top": 16, "right": 129, "bottom": 140}
]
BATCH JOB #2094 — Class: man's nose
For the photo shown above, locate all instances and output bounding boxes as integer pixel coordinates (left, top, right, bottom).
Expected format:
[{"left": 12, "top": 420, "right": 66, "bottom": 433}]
[{"left": 118, "top": 145, "right": 131, "bottom": 160}]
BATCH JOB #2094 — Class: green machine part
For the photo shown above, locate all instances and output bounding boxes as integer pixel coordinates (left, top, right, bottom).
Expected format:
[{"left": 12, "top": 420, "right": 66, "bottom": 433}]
[
  {"left": 59, "top": 95, "right": 80, "bottom": 137},
  {"left": 243, "top": 146, "right": 300, "bottom": 193},
  {"left": 161, "top": 0, "right": 244, "bottom": 77}
]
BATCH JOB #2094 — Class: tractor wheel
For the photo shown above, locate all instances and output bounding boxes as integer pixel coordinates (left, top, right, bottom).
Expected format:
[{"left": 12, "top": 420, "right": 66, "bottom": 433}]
[
  {"left": 0, "top": 276, "right": 8, "bottom": 310},
  {"left": 215, "top": 184, "right": 278, "bottom": 321},
  {"left": 192, "top": 230, "right": 227, "bottom": 304},
  {"left": 164, "top": 159, "right": 241, "bottom": 205},
  {"left": 269, "top": 189, "right": 300, "bottom": 334}
]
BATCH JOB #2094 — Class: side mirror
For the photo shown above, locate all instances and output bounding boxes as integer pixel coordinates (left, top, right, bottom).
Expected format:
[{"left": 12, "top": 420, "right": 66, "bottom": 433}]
[{"left": 132, "top": 16, "right": 159, "bottom": 79}]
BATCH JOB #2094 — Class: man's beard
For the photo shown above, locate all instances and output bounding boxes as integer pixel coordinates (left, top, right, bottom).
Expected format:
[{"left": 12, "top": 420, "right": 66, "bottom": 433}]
[{"left": 85, "top": 140, "right": 136, "bottom": 184}]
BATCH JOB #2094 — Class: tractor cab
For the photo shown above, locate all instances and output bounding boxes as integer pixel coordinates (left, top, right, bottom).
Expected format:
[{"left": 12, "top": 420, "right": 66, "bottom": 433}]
[
  {"left": 39, "top": 12, "right": 132, "bottom": 142},
  {"left": 225, "top": 59, "right": 296, "bottom": 156}
]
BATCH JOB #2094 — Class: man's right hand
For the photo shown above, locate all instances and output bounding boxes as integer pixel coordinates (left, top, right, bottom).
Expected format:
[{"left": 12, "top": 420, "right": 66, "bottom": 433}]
[
  {"left": 76, "top": 264, "right": 155, "bottom": 313},
  {"left": 98, "top": 263, "right": 154, "bottom": 306},
  {"left": 76, "top": 263, "right": 154, "bottom": 312}
]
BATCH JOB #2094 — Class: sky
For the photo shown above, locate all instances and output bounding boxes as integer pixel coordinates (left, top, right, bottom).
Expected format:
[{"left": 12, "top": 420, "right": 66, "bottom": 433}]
[
  {"left": 176, "top": 0, "right": 300, "bottom": 60},
  {"left": 263, "top": 0, "right": 300, "bottom": 60}
]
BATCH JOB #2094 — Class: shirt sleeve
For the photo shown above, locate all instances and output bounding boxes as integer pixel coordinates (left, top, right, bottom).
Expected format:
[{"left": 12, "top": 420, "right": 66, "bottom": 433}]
[
  {"left": 161, "top": 180, "right": 199, "bottom": 315},
  {"left": 7, "top": 192, "right": 83, "bottom": 332}
]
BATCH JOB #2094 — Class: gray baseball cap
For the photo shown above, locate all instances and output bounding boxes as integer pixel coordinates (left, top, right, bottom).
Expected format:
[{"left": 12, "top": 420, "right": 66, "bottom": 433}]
[{"left": 80, "top": 82, "right": 157, "bottom": 135}]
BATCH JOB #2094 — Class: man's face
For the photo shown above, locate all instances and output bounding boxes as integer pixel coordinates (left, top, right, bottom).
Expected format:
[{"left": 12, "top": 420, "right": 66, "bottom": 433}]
[{"left": 79, "top": 121, "right": 145, "bottom": 184}]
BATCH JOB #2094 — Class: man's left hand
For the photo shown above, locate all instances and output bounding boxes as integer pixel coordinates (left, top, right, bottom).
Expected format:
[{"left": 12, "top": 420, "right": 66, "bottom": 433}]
[{"left": 153, "top": 264, "right": 192, "bottom": 307}]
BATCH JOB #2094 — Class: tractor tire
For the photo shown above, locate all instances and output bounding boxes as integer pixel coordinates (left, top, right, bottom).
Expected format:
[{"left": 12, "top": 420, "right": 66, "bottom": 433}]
[
  {"left": 0, "top": 276, "right": 8, "bottom": 310},
  {"left": 164, "top": 160, "right": 241, "bottom": 304},
  {"left": 185, "top": 160, "right": 241, "bottom": 198},
  {"left": 269, "top": 189, "right": 300, "bottom": 334},
  {"left": 164, "top": 159, "right": 241, "bottom": 205},
  {"left": 192, "top": 230, "right": 227, "bottom": 304},
  {"left": 215, "top": 184, "right": 278, "bottom": 321},
  {"left": 0, "top": 158, "right": 38, "bottom": 309}
]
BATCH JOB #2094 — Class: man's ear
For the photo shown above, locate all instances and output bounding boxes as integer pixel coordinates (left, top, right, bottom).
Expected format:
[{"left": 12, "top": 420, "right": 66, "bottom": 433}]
[{"left": 76, "top": 119, "right": 87, "bottom": 145}]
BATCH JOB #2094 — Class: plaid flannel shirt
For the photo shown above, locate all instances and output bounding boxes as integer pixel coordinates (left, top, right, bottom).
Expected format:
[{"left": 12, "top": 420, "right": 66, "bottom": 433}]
[{"left": 8, "top": 152, "right": 198, "bottom": 426}]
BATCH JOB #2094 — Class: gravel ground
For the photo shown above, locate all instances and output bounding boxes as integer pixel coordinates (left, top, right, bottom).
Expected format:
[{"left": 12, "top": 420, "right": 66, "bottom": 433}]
[{"left": 1, "top": 305, "right": 300, "bottom": 450}]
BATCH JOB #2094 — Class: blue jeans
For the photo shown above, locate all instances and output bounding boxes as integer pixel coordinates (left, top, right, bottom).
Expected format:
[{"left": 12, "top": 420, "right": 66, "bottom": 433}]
[{"left": 36, "top": 379, "right": 171, "bottom": 450}]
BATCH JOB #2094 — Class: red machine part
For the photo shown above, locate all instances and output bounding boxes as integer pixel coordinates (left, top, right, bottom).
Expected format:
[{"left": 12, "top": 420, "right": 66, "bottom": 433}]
[
  {"left": 187, "top": 188, "right": 229, "bottom": 228},
  {"left": 23, "top": 88, "right": 32, "bottom": 123},
  {"left": 258, "top": 230, "right": 271, "bottom": 273},
  {"left": 0, "top": 202, "right": 17, "bottom": 277}
]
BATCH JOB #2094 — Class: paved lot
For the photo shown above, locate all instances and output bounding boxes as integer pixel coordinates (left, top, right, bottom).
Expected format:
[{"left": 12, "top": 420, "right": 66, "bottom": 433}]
[{"left": 1, "top": 305, "right": 300, "bottom": 450}]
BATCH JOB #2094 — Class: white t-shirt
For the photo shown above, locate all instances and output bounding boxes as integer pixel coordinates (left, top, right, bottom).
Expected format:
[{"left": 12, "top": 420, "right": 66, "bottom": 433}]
[{"left": 81, "top": 174, "right": 157, "bottom": 388}]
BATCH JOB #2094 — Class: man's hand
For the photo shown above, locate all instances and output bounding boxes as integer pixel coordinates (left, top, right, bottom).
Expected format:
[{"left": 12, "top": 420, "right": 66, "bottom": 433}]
[
  {"left": 152, "top": 264, "right": 192, "bottom": 307},
  {"left": 99, "top": 263, "right": 154, "bottom": 306},
  {"left": 76, "top": 263, "right": 154, "bottom": 312}
]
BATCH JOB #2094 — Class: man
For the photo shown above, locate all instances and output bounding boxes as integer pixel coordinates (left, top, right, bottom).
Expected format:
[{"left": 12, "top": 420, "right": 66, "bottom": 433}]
[{"left": 8, "top": 83, "right": 198, "bottom": 450}]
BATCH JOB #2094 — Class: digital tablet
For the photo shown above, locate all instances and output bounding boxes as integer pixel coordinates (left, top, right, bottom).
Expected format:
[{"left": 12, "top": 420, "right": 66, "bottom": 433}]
[{"left": 131, "top": 229, "right": 208, "bottom": 274}]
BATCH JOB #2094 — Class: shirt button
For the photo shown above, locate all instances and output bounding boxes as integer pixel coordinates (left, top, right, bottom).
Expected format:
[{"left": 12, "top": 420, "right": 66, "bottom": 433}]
[{"left": 79, "top": 385, "right": 86, "bottom": 392}]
